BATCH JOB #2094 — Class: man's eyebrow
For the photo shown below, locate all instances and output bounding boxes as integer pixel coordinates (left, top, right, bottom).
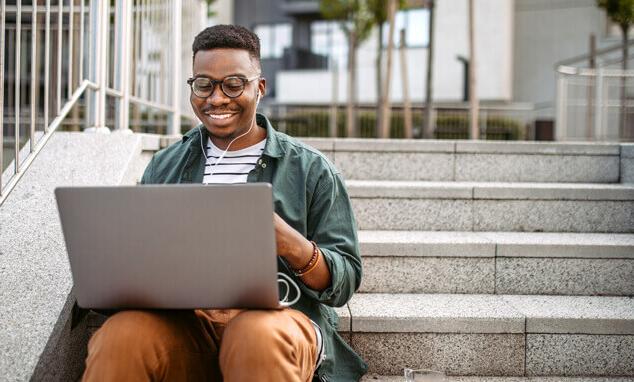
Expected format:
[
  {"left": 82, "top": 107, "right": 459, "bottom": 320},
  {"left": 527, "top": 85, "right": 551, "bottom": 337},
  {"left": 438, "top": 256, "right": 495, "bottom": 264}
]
[{"left": 192, "top": 73, "right": 249, "bottom": 80}]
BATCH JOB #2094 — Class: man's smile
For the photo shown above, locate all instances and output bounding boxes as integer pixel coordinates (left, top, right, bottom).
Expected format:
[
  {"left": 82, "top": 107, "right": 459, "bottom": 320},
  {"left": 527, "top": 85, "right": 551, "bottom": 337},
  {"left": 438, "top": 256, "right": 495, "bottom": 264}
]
[{"left": 204, "top": 112, "right": 237, "bottom": 120}]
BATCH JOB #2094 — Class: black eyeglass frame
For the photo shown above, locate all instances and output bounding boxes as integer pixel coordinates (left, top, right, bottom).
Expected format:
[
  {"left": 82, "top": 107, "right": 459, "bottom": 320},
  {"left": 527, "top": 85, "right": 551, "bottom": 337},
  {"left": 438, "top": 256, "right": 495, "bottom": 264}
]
[{"left": 186, "top": 75, "right": 261, "bottom": 99}]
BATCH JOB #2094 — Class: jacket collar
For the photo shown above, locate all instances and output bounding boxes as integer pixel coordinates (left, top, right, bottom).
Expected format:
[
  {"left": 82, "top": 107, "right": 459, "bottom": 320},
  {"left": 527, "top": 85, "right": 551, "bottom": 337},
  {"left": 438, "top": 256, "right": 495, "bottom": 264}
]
[{"left": 182, "top": 113, "right": 284, "bottom": 158}]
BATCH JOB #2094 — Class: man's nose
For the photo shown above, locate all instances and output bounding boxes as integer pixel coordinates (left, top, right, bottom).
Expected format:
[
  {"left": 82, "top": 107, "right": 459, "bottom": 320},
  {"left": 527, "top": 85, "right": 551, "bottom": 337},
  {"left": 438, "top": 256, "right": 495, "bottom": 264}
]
[{"left": 206, "top": 84, "right": 229, "bottom": 106}]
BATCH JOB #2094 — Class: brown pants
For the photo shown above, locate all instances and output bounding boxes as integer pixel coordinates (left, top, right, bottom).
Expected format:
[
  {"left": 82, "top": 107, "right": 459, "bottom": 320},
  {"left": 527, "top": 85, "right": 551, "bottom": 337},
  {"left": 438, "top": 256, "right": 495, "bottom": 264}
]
[{"left": 82, "top": 308, "right": 319, "bottom": 382}]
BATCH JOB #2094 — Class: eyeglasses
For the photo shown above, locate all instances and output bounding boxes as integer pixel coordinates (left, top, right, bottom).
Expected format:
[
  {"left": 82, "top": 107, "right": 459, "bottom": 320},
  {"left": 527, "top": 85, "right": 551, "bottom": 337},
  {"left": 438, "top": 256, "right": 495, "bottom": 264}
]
[{"left": 187, "top": 75, "right": 260, "bottom": 99}]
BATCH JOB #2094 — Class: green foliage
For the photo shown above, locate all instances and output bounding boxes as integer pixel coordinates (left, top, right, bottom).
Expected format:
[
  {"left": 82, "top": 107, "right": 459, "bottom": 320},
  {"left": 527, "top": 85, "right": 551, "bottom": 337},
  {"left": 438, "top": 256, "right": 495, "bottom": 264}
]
[
  {"left": 270, "top": 109, "right": 525, "bottom": 140},
  {"left": 205, "top": 0, "right": 217, "bottom": 18},
  {"left": 434, "top": 115, "right": 525, "bottom": 140},
  {"left": 597, "top": 0, "right": 634, "bottom": 29},
  {"left": 319, "top": 0, "right": 375, "bottom": 43},
  {"left": 367, "top": 0, "right": 407, "bottom": 25}
]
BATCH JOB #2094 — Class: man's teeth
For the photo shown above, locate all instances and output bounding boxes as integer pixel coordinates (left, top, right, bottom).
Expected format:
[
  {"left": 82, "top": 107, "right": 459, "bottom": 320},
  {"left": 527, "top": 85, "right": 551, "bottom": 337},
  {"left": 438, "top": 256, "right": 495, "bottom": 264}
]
[{"left": 205, "top": 113, "right": 234, "bottom": 120}]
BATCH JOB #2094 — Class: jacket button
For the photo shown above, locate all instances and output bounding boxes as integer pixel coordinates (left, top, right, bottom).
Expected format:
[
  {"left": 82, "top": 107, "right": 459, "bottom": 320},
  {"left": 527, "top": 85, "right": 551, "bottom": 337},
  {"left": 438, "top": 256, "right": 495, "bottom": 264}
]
[
  {"left": 261, "top": 163, "right": 267, "bottom": 168},
  {"left": 257, "top": 159, "right": 263, "bottom": 165}
]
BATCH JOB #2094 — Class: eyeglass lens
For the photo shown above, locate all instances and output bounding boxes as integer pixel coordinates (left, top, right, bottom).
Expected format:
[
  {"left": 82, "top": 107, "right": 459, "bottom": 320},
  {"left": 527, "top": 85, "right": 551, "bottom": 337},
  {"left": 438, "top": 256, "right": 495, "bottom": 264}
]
[{"left": 191, "top": 77, "right": 247, "bottom": 98}]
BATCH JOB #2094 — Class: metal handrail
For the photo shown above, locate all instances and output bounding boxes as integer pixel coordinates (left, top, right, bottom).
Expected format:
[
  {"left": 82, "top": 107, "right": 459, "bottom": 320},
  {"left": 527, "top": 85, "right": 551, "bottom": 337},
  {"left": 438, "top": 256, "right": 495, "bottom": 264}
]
[
  {"left": 555, "top": 39, "right": 634, "bottom": 68},
  {"left": 0, "top": 0, "right": 205, "bottom": 207},
  {"left": 0, "top": 80, "right": 98, "bottom": 206}
]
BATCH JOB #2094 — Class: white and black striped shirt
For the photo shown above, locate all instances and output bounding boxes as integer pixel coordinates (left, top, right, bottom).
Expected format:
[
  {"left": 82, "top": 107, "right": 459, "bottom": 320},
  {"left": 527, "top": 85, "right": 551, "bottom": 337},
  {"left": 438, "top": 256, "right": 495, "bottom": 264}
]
[{"left": 202, "top": 138, "right": 266, "bottom": 184}]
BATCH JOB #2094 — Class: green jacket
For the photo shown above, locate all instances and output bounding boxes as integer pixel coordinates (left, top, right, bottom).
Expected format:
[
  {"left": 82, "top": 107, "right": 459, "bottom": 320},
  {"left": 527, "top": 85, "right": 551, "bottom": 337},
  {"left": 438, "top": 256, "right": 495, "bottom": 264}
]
[{"left": 140, "top": 114, "right": 368, "bottom": 381}]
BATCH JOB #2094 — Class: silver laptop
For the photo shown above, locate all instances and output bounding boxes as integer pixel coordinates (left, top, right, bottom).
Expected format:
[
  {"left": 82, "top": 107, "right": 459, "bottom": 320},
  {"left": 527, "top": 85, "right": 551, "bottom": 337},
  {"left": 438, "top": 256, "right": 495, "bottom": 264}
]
[{"left": 55, "top": 184, "right": 280, "bottom": 310}]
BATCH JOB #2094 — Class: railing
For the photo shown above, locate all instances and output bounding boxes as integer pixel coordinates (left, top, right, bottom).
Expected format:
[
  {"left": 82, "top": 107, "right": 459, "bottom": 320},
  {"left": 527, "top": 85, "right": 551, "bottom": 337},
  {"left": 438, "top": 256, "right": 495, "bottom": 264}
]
[
  {"left": 265, "top": 103, "right": 546, "bottom": 140},
  {"left": 556, "top": 66, "right": 634, "bottom": 142},
  {"left": 1, "top": 0, "right": 205, "bottom": 206},
  {"left": 555, "top": 39, "right": 634, "bottom": 142}
]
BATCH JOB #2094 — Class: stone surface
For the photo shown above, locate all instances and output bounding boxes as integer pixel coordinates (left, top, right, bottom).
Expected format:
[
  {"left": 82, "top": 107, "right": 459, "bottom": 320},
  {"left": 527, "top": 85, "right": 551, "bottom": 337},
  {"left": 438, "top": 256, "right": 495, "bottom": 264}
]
[
  {"left": 496, "top": 258, "right": 634, "bottom": 296},
  {"left": 501, "top": 296, "right": 634, "bottom": 334},
  {"left": 298, "top": 137, "right": 335, "bottom": 152},
  {"left": 336, "top": 152, "right": 455, "bottom": 181},
  {"left": 353, "top": 332, "right": 525, "bottom": 376},
  {"left": 360, "top": 257, "right": 495, "bottom": 294},
  {"left": 347, "top": 294, "right": 524, "bottom": 334},
  {"left": 622, "top": 144, "right": 634, "bottom": 159},
  {"left": 359, "top": 231, "right": 634, "bottom": 259},
  {"left": 488, "top": 232, "right": 634, "bottom": 258},
  {"left": 347, "top": 180, "right": 634, "bottom": 201},
  {"left": 334, "top": 138, "right": 455, "bottom": 152},
  {"left": 352, "top": 199, "right": 474, "bottom": 231},
  {"left": 473, "top": 200, "right": 634, "bottom": 233},
  {"left": 456, "top": 154, "right": 619, "bottom": 183},
  {"left": 0, "top": 132, "right": 144, "bottom": 381},
  {"left": 455, "top": 141, "right": 619, "bottom": 155},
  {"left": 334, "top": 305, "right": 351, "bottom": 332},
  {"left": 354, "top": 198, "right": 634, "bottom": 233},
  {"left": 622, "top": 158, "right": 634, "bottom": 184},
  {"left": 359, "top": 231, "right": 495, "bottom": 257},
  {"left": 361, "top": 376, "right": 634, "bottom": 381},
  {"left": 347, "top": 181, "right": 473, "bottom": 199},
  {"left": 473, "top": 182, "right": 634, "bottom": 201},
  {"left": 526, "top": 334, "right": 634, "bottom": 376}
]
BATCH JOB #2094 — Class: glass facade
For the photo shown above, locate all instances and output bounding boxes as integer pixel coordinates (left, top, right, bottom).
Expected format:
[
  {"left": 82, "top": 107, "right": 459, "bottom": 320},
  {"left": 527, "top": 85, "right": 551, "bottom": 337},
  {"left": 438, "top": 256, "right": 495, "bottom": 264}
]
[{"left": 254, "top": 23, "right": 293, "bottom": 59}]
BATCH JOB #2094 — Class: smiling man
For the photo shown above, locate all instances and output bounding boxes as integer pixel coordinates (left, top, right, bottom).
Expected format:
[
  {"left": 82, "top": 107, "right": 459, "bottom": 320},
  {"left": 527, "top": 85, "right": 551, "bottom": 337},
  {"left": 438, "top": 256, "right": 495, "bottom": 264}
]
[{"left": 81, "top": 25, "right": 367, "bottom": 382}]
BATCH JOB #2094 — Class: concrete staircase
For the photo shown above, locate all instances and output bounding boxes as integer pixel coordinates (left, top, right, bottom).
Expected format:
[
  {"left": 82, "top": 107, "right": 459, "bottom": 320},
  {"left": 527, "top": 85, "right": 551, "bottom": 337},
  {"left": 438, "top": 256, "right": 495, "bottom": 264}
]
[{"left": 299, "top": 139, "right": 634, "bottom": 379}]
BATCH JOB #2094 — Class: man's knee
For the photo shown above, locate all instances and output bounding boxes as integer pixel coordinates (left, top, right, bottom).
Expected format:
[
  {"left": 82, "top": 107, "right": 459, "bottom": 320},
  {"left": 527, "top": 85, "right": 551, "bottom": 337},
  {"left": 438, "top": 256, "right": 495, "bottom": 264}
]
[
  {"left": 89, "top": 310, "right": 205, "bottom": 354},
  {"left": 222, "top": 310, "right": 313, "bottom": 353},
  {"left": 226, "top": 311, "right": 288, "bottom": 338},
  {"left": 219, "top": 310, "right": 317, "bottom": 381}
]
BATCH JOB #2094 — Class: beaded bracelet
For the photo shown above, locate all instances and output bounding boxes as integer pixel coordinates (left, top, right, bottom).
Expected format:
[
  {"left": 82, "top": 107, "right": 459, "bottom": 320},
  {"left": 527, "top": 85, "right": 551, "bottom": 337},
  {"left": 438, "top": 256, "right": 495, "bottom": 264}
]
[{"left": 293, "top": 241, "right": 320, "bottom": 277}]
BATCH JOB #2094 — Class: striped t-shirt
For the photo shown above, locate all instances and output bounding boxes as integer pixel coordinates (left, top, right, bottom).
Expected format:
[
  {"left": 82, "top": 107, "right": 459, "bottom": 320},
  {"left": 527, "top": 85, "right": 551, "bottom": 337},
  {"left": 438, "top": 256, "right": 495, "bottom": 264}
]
[{"left": 202, "top": 137, "right": 266, "bottom": 184}]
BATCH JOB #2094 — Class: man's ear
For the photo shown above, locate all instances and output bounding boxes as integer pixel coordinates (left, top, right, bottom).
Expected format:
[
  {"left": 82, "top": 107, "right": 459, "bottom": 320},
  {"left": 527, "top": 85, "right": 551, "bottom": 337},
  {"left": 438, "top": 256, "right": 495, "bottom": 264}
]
[{"left": 258, "top": 78, "right": 266, "bottom": 98}]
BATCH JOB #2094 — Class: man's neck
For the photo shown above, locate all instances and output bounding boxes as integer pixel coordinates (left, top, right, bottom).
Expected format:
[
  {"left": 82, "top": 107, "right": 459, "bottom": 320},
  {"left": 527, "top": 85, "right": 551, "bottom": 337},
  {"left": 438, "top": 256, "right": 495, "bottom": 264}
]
[{"left": 209, "top": 123, "right": 267, "bottom": 151}]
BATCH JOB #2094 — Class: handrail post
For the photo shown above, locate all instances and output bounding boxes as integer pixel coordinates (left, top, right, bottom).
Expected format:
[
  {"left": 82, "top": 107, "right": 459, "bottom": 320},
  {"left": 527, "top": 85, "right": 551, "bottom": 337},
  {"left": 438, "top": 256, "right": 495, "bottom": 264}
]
[
  {"left": 555, "top": 70, "right": 567, "bottom": 141},
  {"left": 115, "top": 0, "right": 132, "bottom": 132},
  {"left": 0, "top": 0, "right": 5, "bottom": 193},
  {"left": 87, "top": 0, "right": 109, "bottom": 132},
  {"left": 595, "top": 68, "right": 604, "bottom": 141},
  {"left": 168, "top": 0, "right": 181, "bottom": 136}
]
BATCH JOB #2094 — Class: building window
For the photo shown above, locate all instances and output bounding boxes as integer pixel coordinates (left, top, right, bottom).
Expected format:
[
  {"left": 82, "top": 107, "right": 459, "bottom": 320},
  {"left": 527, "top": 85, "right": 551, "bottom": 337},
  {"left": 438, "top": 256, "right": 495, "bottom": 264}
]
[
  {"left": 382, "top": 8, "right": 429, "bottom": 47},
  {"left": 254, "top": 23, "right": 292, "bottom": 59},
  {"left": 311, "top": 21, "right": 348, "bottom": 68}
]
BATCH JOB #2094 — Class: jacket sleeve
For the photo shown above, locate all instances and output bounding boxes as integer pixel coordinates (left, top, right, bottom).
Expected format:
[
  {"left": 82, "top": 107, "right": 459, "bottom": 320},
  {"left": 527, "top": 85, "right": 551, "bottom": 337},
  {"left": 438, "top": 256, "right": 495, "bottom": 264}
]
[
  {"left": 298, "top": 168, "right": 362, "bottom": 307},
  {"left": 140, "top": 155, "right": 155, "bottom": 185}
]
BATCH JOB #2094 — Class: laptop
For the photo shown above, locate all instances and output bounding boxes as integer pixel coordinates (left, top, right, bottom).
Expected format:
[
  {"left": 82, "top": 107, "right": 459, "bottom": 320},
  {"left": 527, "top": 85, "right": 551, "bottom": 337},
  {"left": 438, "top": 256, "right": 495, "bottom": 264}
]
[{"left": 55, "top": 184, "right": 280, "bottom": 310}]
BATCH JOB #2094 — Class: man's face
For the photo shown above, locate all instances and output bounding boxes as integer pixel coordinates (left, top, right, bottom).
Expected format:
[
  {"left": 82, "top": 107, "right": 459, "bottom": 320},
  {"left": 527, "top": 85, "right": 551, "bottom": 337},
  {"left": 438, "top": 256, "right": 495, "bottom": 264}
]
[{"left": 190, "top": 48, "right": 265, "bottom": 141}]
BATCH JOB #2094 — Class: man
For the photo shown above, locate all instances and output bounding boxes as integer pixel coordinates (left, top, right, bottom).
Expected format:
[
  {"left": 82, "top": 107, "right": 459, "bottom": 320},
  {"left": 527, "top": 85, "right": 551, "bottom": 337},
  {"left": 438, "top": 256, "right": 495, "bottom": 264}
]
[{"left": 82, "top": 25, "right": 367, "bottom": 381}]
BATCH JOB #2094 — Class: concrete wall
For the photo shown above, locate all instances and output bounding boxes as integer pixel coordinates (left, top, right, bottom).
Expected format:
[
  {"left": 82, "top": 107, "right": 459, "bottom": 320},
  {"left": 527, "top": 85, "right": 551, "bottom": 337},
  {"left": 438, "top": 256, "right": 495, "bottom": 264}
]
[
  {"left": 275, "top": 0, "right": 514, "bottom": 104},
  {"left": 512, "top": 0, "right": 609, "bottom": 106}
]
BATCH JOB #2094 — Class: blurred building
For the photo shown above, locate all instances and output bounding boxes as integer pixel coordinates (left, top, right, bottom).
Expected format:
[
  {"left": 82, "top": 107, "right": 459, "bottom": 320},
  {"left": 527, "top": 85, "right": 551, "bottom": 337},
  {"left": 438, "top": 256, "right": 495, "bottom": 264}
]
[{"left": 210, "top": 1, "right": 627, "bottom": 119}]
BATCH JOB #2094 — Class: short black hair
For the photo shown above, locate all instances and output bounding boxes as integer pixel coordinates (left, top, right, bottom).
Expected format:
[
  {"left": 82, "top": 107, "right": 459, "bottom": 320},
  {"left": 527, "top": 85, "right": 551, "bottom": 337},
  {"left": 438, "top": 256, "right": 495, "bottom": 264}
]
[{"left": 192, "top": 24, "right": 261, "bottom": 64}]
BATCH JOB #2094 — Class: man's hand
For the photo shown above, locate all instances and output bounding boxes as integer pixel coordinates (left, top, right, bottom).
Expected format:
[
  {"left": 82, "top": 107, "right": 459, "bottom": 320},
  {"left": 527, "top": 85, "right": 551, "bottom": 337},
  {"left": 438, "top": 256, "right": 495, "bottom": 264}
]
[
  {"left": 273, "top": 213, "right": 331, "bottom": 291},
  {"left": 273, "top": 212, "right": 313, "bottom": 263}
]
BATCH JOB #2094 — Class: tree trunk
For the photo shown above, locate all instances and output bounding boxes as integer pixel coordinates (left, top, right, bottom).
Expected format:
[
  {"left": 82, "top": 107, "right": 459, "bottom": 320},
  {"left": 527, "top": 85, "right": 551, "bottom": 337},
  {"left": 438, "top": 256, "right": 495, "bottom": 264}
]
[
  {"left": 423, "top": 0, "right": 436, "bottom": 139},
  {"left": 468, "top": 0, "right": 479, "bottom": 140},
  {"left": 329, "top": 56, "right": 339, "bottom": 137},
  {"left": 379, "top": 0, "right": 397, "bottom": 138},
  {"left": 621, "top": 23, "right": 629, "bottom": 140},
  {"left": 346, "top": 31, "right": 357, "bottom": 138},
  {"left": 400, "top": 28, "right": 413, "bottom": 138},
  {"left": 375, "top": 24, "right": 384, "bottom": 137},
  {"left": 585, "top": 34, "right": 596, "bottom": 141}
]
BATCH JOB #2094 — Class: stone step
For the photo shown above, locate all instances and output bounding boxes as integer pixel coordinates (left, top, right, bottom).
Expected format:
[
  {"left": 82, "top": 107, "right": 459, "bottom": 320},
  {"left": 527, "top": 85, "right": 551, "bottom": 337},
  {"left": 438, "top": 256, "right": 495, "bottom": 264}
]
[
  {"left": 335, "top": 294, "right": 634, "bottom": 377},
  {"left": 300, "top": 138, "right": 624, "bottom": 183},
  {"left": 347, "top": 181, "right": 634, "bottom": 233},
  {"left": 357, "top": 231, "right": 634, "bottom": 295},
  {"left": 361, "top": 376, "right": 634, "bottom": 381}
]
